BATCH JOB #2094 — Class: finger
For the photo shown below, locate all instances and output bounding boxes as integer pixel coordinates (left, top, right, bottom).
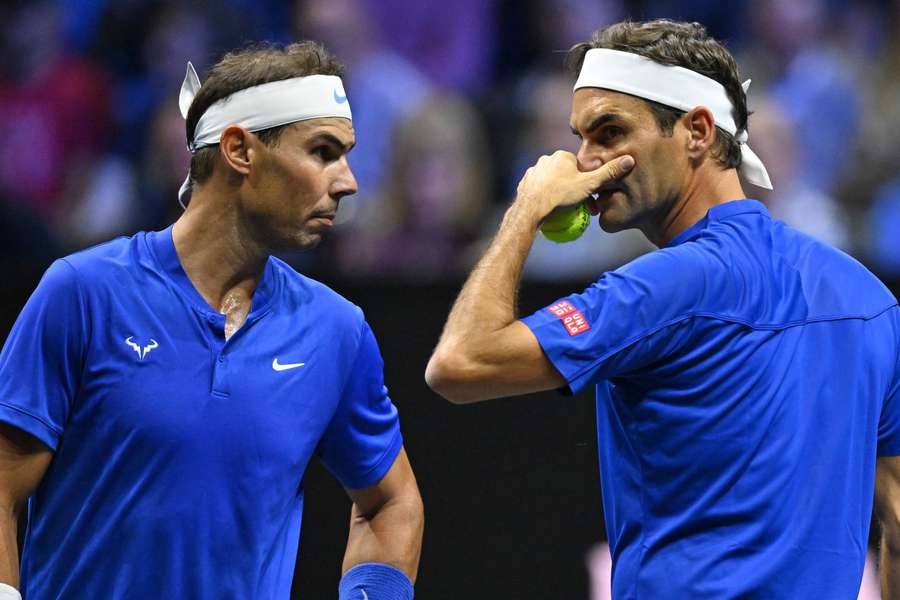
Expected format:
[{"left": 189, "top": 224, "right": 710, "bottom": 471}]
[
  {"left": 517, "top": 167, "right": 534, "bottom": 191},
  {"left": 581, "top": 155, "right": 635, "bottom": 189},
  {"left": 549, "top": 150, "right": 577, "bottom": 170}
]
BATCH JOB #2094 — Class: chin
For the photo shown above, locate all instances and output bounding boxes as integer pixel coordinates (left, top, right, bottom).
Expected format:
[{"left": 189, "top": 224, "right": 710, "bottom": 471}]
[
  {"left": 269, "top": 229, "right": 324, "bottom": 253},
  {"left": 597, "top": 191, "right": 647, "bottom": 234},
  {"left": 294, "top": 232, "right": 325, "bottom": 250},
  {"left": 597, "top": 208, "right": 632, "bottom": 234}
]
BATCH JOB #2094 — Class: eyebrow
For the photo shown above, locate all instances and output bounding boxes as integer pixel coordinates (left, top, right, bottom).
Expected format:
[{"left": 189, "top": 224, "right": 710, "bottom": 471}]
[
  {"left": 309, "top": 132, "right": 355, "bottom": 152},
  {"left": 570, "top": 112, "right": 621, "bottom": 136}
]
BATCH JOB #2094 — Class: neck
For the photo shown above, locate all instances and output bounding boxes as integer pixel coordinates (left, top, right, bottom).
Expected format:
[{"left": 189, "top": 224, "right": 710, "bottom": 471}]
[
  {"left": 648, "top": 166, "right": 746, "bottom": 247},
  {"left": 171, "top": 184, "right": 268, "bottom": 313}
]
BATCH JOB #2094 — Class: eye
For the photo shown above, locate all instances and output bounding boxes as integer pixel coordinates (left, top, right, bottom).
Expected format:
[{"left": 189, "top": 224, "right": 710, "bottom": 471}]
[
  {"left": 600, "top": 126, "right": 624, "bottom": 142},
  {"left": 312, "top": 145, "right": 339, "bottom": 162}
]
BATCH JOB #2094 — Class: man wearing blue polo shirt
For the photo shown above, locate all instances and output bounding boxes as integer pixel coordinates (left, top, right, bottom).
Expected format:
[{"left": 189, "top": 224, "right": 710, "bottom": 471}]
[
  {"left": 0, "top": 42, "right": 422, "bottom": 599},
  {"left": 427, "top": 20, "right": 900, "bottom": 598}
]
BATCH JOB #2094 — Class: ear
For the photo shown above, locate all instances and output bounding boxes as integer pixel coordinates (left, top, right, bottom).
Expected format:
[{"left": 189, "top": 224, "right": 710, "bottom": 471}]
[
  {"left": 219, "top": 125, "right": 254, "bottom": 176},
  {"left": 682, "top": 106, "right": 717, "bottom": 160}
]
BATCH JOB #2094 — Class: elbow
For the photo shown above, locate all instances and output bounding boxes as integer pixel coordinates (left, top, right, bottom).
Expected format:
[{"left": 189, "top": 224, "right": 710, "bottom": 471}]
[{"left": 425, "top": 349, "right": 485, "bottom": 405}]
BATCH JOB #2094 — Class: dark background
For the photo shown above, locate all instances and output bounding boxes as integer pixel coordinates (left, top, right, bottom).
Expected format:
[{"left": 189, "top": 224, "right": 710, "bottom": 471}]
[{"left": 294, "top": 281, "right": 606, "bottom": 599}]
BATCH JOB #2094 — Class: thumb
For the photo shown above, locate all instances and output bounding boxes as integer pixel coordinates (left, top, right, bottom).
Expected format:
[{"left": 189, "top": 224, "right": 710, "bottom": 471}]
[{"left": 581, "top": 155, "right": 635, "bottom": 190}]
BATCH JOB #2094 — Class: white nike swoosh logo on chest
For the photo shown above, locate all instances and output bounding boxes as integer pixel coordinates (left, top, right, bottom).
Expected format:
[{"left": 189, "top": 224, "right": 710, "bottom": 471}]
[{"left": 272, "top": 358, "right": 305, "bottom": 371}]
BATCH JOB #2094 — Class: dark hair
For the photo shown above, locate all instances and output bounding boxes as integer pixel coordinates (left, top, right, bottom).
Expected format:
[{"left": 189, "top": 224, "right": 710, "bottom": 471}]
[
  {"left": 185, "top": 41, "right": 344, "bottom": 187},
  {"left": 566, "top": 20, "right": 746, "bottom": 169}
]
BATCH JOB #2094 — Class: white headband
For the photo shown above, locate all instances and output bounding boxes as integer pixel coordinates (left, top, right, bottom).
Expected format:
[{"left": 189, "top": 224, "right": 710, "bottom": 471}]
[
  {"left": 177, "top": 62, "right": 353, "bottom": 207},
  {"left": 574, "top": 48, "right": 772, "bottom": 190}
]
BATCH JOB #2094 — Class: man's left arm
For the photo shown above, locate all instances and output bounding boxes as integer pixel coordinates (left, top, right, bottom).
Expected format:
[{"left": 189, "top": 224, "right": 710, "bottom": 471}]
[
  {"left": 318, "top": 319, "right": 423, "bottom": 599},
  {"left": 426, "top": 152, "right": 634, "bottom": 404},
  {"left": 339, "top": 447, "right": 423, "bottom": 597}
]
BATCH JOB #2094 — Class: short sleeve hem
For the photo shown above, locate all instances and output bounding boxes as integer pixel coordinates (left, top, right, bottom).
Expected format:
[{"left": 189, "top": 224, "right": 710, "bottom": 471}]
[
  {"left": 0, "top": 402, "right": 61, "bottom": 450},
  {"left": 340, "top": 429, "right": 403, "bottom": 490},
  {"left": 520, "top": 312, "right": 604, "bottom": 395},
  {"left": 877, "top": 444, "right": 900, "bottom": 457}
]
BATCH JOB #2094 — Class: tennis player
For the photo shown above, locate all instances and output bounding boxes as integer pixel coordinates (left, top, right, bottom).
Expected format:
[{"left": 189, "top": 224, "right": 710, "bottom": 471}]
[
  {"left": 427, "top": 20, "right": 900, "bottom": 598},
  {"left": 0, "top": 42, "right": 422, "bottom": 599}
]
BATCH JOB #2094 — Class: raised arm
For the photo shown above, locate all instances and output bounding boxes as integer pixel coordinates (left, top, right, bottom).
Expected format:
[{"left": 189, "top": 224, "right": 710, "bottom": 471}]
[
  {"left": 0, "top": 423, "right": 52, "bottom": 593},
  {"left": 339, "top": 447, "right": 423, "bottom": 598},
  {"left": 425, "top": 152, "right": 634, "bottom": 404},
  {"left": 876, "top": 455, "right": 900, "bottom": 599}
]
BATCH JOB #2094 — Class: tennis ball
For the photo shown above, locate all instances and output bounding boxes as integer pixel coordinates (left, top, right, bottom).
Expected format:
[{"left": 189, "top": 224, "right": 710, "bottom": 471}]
[{"left": 540, "top": 203, "right": 590, "bottom": 243}]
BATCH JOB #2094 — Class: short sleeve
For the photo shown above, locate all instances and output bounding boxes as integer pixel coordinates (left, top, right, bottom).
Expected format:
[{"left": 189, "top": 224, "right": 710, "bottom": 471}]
[
  {"left": 317, "top": 321, "right": 403, "bottom": 489},
  {"left": 0, "top": 260, "right": 88, "bottom": 450},
  {"left": 878, "top": 311, "right": 900, "bottom": 456},
  {"left": 521, "top": 265, "right": 695, "bottom": 395}
]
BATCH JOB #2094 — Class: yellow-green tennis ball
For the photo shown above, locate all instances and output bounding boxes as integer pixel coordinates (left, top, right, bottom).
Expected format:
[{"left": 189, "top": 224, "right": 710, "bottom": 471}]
[{"left": 540, "top": 204, "right": 590, "bottom": 243}]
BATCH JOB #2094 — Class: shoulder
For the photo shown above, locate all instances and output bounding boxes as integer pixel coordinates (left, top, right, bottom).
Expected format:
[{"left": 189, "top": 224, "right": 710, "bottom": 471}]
[
  {"left": 29, "top": 233, "right": 151, "bottom": 308},
  {"left": 612, "top": 217, "right": 898, "bottom": 327},
  {"left": 769, "top": 220, "right": 897, "bottom": 319},
  {"left": 267, "top": 256, "right": 365, "bottom": 330},
  {"left": 614, "top": 240, "right": 710, "bottom": 284},
  {"left": 57, "top": 232, "right": 148, "bottom": 285},
  {"left": 596, "top": 242, "right": 718, "bottom": 322}
]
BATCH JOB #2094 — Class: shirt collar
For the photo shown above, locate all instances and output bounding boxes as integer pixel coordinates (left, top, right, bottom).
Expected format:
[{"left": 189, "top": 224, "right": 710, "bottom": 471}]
[
  {"left": 147, "top": 225, "right": 278, "bottom": 317},
  {"left": 668, "top": 199, "right": 768, "bottom": 247}
]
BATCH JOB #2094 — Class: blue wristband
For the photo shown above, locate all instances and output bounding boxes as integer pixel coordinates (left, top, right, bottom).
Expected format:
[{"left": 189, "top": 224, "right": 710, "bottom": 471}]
[{"left": 338, "top": 562, "right": 414, "bottom": 600}]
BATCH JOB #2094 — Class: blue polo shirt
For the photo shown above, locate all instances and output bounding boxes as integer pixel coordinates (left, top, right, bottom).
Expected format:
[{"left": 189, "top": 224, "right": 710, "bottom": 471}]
[
  {"left": 0, "top": 226, "right": 403, "bottom": 598},
  {"left": 522, "top": 200, "right": 900, "bottom": 599}
]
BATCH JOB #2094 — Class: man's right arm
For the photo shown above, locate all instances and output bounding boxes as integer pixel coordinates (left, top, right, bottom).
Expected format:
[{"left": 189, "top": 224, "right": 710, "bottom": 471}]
[
  {"left": 426, "top": 152, "right": 634, "bottom": 403},
  {"left": 0, "top": 423, "right": 52, "bottom": 591},
  {"left": 0, "top": 259, "right": 85, "bottom": 597}
]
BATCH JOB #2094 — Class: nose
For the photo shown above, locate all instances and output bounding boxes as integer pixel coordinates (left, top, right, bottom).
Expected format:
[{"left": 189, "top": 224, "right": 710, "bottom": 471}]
[
  {"left": 332, "top": 158, "right": 358, "bottom": 200},
  {"left": 576, "top": 140, "right": 605, "bottom": 173}
]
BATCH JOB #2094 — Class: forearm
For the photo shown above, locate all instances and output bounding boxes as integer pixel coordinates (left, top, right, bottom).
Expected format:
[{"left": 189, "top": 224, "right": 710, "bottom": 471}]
[
  {"left": 434, "top": 152, "right": 632, "bottom": 352},
  {"left": 0, "top": 504, "right": 19, "bottom": 588},
  {"left": 426, "top": 152, "right": 632, "bottom": 402},
  {"left": 342, "top": 492, "right": 424, "bottom": 582},
  {"left": 427, "top": 200, "right": 573, "bottom": 403},
  {"left": 881, "top": 530, "right": 900, "bottom": 599},
  {"left": 435, "top": 203, "right": 539, "bottom": 354}
]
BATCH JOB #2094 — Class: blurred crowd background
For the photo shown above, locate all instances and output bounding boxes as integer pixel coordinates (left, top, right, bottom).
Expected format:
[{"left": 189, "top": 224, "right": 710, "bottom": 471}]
[
  {"left": 2, "top": 1, "right": 899, "bottom": 597},
  {"left": 3, "top": 0, "right": 899, "bottom": 283}
]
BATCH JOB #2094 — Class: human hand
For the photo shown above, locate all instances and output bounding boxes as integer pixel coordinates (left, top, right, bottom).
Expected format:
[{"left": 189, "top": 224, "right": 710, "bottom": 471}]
[{"left": 515, "top": 151, "right": 634, "bottom": 222}]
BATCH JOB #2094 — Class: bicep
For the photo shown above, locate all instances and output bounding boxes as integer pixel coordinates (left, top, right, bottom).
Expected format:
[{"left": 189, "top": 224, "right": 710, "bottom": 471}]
[
  {"left": 465, "top": 321, "right": 566, "bottom": 397},
  {"left": 0, "top": 423, "right": 52, "bottom": 509},
  {"left": 426, "top": 320, "right": 566, "bottom": 404},
  {"left": 345, "top": 447, "right": 419, "bottom": 518},
  {"left": 876, "top": 456, "right": 900, "bottom": 532}
]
